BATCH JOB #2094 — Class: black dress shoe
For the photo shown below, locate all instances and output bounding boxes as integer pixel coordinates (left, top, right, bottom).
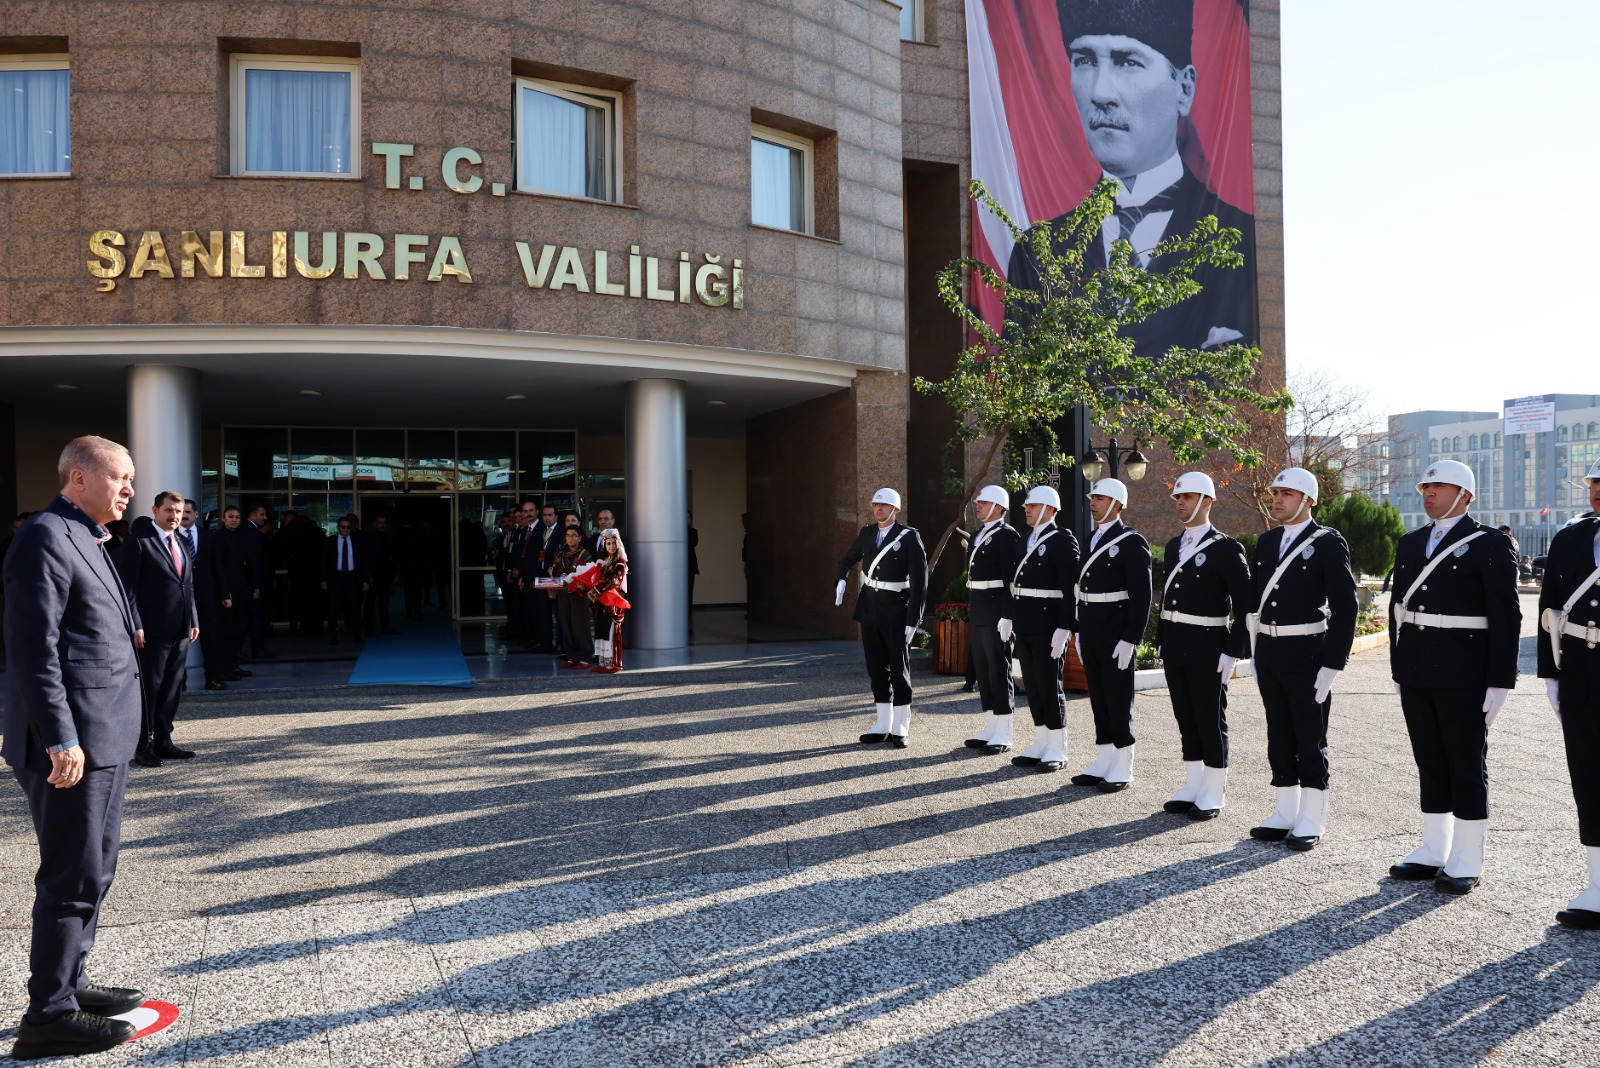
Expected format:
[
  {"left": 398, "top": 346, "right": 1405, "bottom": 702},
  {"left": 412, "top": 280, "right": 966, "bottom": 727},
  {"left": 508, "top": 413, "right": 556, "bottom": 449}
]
[
  {"left": 132, "top": 751, "right": 163, "bottom": 768},
  {"left": 980, "top": 743, "right": 1011, "bottom": 755},
  {"left": 228, "top": 669, "right": 253, "bottom": 679},
  {"left": 1096, "top": 780, "right": 1130, "bottom": 794},
  {"left": 1557, "top": 908, "right": 1600, "bottom": 930},
  {"left": 1250, "top": 825, "right": 1291, "bottom": 841},
  {"left": 11, "top": 1010, "right": 136, "bottom": 1059},
  {"left": 76, "top": 983, "right": 144, "bottom": 1016},
  {"left": 1037, "top": 760, "right": 1065, "bottom": 772},
  {"left": 889, "top": 734, "right": 908, "bottom": 749},
  {"left": 1070, "top": 773, "right": 1106, "bottom": 787},
  {"left": 1163, "top": 799, "right": 1196, "bottom": 814},
  {"left": 1435, "top": 872, "right": 1479, "bottom": 895},
  {"left": 859, "top": 733, "right": 889, "bottom": 744},
  {"left": 1389, "top": 862, "right": 1441, "bottom": 881},
  {"left": 1286, "top": 834, "right": 1320, "bottom": 852},
  {"left": 964, "top": 738, "right": 991, "bottom": 749},
  {"left": 155, "top": 743, "right": 196, "bottom": 760},
  {"left": 205, "top": 678, "right": 227, "bottom": 691},
  {"left": 1187, "top": 806, "right": 1220, "bottom": 821},
  {"left": 1011, "top": 755, "right": 1042, "bottom": 767},
  {"left": 961, "top": 682, "right": 976, "bottom": 693}
]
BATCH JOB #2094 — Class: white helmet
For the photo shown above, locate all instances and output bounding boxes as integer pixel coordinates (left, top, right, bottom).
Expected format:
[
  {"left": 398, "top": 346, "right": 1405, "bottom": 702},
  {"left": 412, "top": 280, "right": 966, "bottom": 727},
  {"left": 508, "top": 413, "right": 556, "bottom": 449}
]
[
  {"left": 1585, "top": 458, "right": 1600, "bottom": 485},
  {"left": 1086, "top": 478, "right": 1129, "bottom": 507},
  {"left": 871, "top": 487, "right": 902, "bottom": 508},
  {"left": 1024, "top": 485, "right": 1062, "bottom": 510},
  {"left": 975, "top": 484, "right": 1009, "bottom": 511},
  {"left": 1171, "top": 471, "right": 1217, "bottom": 499},
  {"left": 1417, "top": 459, "right": 1475, "bottom": 496},
  {"left": 1270, "top": 467, "right": 1319, "bottom": 503}
]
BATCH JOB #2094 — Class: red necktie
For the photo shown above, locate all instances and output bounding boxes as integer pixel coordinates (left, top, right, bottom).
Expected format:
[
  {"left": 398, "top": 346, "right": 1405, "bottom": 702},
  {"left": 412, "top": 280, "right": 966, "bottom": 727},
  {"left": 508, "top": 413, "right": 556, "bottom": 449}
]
[{"left": 169, "top": 532, "right": 184, "bottom": 575}]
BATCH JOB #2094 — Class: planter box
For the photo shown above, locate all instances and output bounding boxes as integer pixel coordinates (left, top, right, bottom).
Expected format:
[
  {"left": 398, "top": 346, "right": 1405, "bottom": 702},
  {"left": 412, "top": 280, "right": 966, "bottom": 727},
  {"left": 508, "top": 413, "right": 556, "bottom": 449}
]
[
  {"left": 1061, "top": 640, "right": 1087, "bottom": 692},
  {"left": 934, "top": 618, "right": 970, "bottom": 675}
]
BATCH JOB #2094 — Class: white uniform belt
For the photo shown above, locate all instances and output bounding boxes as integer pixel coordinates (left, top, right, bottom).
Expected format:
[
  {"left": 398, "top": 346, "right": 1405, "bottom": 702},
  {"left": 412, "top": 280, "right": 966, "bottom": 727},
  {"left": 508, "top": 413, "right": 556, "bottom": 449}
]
[
  {"left": 863, "top": 578, "right": 910, "bottom": 592},
  {"left": 1012, "top": 587, "right": 1065, "bottom": 599},
  {"left": 1076, "top": 589, "right": 1129, "bottom": 603},
  {"left": 1560, "top": 621, "right": 1600, "bottom": 645},
  {"left": 1398, "top": 610, "right": 1488, "bottom": 630},
  {"left": 1161, "top": 609, "right": 1228, "bottom": 628},
  {"left": 1256, "top": 619, "right": 1328, "bottom": 638},
  {"left": 968, "top": 579, "right": 1005, "bottom": 590}
]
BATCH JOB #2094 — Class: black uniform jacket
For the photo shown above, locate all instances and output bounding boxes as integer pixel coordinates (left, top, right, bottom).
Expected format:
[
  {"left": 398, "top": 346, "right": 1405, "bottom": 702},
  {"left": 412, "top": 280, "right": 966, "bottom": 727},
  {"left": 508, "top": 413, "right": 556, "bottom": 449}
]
[
  {"left": 835, "top": 522, "right": 929, "bottom": 630},
  {"left": 114, "top": 525, "right": 200, "bottom": 641},
  {"left": 1388, "top": 516, "right": 1520, "bottom": 690},
  {"left": 1537, "top": 515, "right": 1600, "bottom": 703},
  {"left": 1249, "top": 521, "right": 1358, "bottom": 672},
  {"left": 1157, "top": 527, "right": 1252, "bottom": 667},
  {"left": 1006, "top": 522, "right": 1080, "bottom": 636},
  {"left": 1076, "top": 520, "right": 1153, "bottom": 648},
  {"left": 966, "top": 520, "right": 1022, "bottom": 628}
]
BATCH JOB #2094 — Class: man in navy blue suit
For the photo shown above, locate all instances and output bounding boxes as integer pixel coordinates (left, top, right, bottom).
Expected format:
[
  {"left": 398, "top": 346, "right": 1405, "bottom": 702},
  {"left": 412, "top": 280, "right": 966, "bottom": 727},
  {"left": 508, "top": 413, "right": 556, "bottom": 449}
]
[
  {"left": 3, "top": 436, "right": 147, "bottom": 1058},
  {"left": 115, "top": 490, "right": 201, "bottom": 766}
]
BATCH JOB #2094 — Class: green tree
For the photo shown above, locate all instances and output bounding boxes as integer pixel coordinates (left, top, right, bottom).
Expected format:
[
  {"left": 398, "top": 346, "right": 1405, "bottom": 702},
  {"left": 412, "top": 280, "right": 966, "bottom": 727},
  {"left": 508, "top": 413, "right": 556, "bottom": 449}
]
[
  {"left": 915, "top": 178, "right": 1292, "bottom": 569},
  {"left": 1316, "top": 494, "right": 1406, "bottom": 579}
]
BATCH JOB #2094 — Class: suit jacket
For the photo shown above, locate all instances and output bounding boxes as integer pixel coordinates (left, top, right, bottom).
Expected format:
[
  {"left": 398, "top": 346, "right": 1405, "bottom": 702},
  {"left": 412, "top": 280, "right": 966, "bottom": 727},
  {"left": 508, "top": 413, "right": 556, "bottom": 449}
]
[
  {"left": 187, "top": 526, "right": 232, "bottom": 612},
  {"left": 114, "top": 525, "right": 199, "bottom": 642},
  {"left": 1076, "top": 520, "right": 1153, "bottom": 648},
  {"left": 211, "top": 525, "right": 251, "bottom": 606},
  {"left": 232, "top": 520, "right": 268, "bottom": 591},
  {"left": 966, "top": 520, "right": 1023, "bottom": 627},
  {"left": 322, "top": 533, "right": 371, "bottom": 584},
  {"left": 1538, "top": 516, "right": 1600, "bottom": 704},
  {"left": 1007, "top": 167, "right": 1258, "bottom": 358},
  {"left": 1388, "top": 515, "right": 1521, "bottom": 690},
  {"left": 2, "top": 497, "right": 142, "bottom": 770},
  {"left": 1007, "top": 522, "right": 1080, "bottom": 636},
  {"left": 1157, "top": 528, "right": 1252, "bottom": 666},
  {"left": 1249, "top": 521, "right": 1358, "bottom": 671},
  {"left": 835, "top": 522, "right": 929, "bottom": 630},
  {"left": 530, "top": 523, "right": 562, "bottom": 577}
]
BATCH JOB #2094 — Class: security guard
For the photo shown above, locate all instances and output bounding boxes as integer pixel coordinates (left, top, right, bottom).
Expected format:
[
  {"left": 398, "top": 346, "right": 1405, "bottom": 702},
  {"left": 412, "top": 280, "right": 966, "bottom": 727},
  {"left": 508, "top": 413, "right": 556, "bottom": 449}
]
[
  {"left": 963, "top": 485, "right": 1024, "bottom": 754},
  {"left": 1158, "top": 472, "right": 1251, "bottom": 820},
  {"left": 1539, "top": 456, "right": 1600, "bottom": 928},
  {"left": 834, "top": 488, "right": 929, "bottom": 748},
  {"left": 1387, "top": 459, "right": 1520, "bottom": 895},
  {"left": 1244, "top": 467, "right": 1357, "bottom": 851},
  {"left": 1070, "top": 478, "right": 1152, "bottom": 792},
  {"left": 998, "top": 486, "right": 1080, "bottom": 771}
]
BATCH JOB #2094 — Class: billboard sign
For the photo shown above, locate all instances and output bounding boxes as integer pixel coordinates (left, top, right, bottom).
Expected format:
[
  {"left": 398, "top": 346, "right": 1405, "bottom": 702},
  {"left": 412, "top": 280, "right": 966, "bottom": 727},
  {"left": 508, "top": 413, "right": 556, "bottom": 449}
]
[{"left": 1503, "top": 395, "right": 1556, "bottom": 436}]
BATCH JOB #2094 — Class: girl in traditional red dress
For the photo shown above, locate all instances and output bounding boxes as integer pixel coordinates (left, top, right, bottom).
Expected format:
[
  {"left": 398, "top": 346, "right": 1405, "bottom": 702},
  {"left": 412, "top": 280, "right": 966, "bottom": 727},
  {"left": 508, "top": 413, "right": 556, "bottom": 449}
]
[{"left": 588, "top": 529, "right": 630, "bottom": 673}]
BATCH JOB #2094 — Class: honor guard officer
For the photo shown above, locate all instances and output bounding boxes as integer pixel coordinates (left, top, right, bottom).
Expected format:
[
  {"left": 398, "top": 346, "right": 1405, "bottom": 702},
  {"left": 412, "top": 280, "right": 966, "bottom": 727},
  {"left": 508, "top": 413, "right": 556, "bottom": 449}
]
[
  {"left": 835, "top": 488, "right": 929, "bottom": 748},
  {"left": 1387, "top": 459, "right": 1520, "bottom": 895},
  {"left": 963, "top": 485, "right": 1025, "bottom": 754},
  {"left": 1244, "top": 468, "right": 1358, "bottom": 851},
  {"left": 998, "top": 486, "right": 1080, "bottom": 771},
  {"left": 1158, "top": 472, "right": 1252, "bottom": 820},
  {"left": 1070, "top": 478, "right": 1152, "bottom": 792},
  {"left": 1538, "top": 456, "right": 1600, "bottom": 928}
]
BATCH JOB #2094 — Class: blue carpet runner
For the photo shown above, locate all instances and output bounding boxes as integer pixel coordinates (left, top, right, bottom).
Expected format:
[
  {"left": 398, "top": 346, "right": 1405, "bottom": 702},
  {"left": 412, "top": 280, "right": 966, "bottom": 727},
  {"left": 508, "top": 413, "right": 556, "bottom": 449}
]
[{"left": 347, "top": 621, "right": 473, "bottom": 688}]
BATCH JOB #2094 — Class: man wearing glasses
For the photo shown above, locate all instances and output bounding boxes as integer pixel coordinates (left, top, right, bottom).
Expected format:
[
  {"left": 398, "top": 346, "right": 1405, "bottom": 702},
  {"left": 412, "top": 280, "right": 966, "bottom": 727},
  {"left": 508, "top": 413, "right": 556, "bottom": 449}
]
[{"left": 321, "top": 514, "right": 369, "bottom": 643}]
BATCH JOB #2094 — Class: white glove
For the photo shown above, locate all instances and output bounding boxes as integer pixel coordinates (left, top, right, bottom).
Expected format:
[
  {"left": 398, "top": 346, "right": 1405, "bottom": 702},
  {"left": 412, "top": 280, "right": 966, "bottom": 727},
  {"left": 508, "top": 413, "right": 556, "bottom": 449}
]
[
  {"left": 1313, "top": 667, "right": 1340, "bottom": 704},
  {"left": 1218, "top": 654, "right": 1237, "bottom": 678},
  {"left": 1546, "top": 678, "right": 1561, "bottom": 722},
  {"left": 1050, "top": 628, "right": 1071, "bottom": 660},
  {"left": 1393, "top": 680, "right": 1402, "bottom": 695},
  {"left": 997, "top": 618, "right": 1013, "bottom": 643},
  {"left": 1075, "top": 634, "right": 1084, "bottom": 660},
  {"left": 905, "top": 625, "right": 915, "bottom": 644},
  {"left": 1113, "top": 639, "right": 1135, "bottom": 671},
  {"left": 1482, "top": 687, "right": 1510, "bottom": 726},
  {"left": 835, "top": 579, "right": 846, "bottom": 606},
  {"left": 1234, "top": 660, "right": 1254, "bottom": 678}
]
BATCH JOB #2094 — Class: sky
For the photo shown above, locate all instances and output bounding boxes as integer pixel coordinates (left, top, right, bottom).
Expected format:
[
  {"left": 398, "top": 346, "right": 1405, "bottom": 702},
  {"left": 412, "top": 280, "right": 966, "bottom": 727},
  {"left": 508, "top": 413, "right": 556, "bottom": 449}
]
[{"left": 1279, "top": 0, "right": 1596, "bottom": 422}]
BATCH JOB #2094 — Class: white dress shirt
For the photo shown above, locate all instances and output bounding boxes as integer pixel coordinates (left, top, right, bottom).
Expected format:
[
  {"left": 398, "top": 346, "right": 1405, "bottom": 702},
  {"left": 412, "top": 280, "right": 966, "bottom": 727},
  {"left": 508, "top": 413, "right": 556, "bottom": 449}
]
[
  {"left": 1425, "top": 513, "right": 1467, "bottom": 558},
  {"left": 1178, "top": 522, "right": 1213, "bottom": 564},
  {"left": 1277, "top": 518, "right": 1311, "bottom": 558},
  {"left": 1099, "top": 152, "right": 1184, "bottom": 268}
]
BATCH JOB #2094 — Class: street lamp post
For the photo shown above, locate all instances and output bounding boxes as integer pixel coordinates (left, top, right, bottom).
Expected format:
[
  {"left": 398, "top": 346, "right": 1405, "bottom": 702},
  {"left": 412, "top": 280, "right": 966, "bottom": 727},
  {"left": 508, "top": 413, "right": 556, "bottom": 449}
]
[{"left": 1080, "top": 439, "right": 1150, "bottom": 484}]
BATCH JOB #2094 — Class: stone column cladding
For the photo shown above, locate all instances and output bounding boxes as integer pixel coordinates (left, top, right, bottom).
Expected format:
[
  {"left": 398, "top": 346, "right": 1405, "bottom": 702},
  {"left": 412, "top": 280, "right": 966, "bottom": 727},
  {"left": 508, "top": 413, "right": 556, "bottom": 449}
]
[
  {"left": 624, "top": 378, "right": 688, "bottom": 650},
  {"left": 126, "top": 364, "right": 202, "bottom": 515}
]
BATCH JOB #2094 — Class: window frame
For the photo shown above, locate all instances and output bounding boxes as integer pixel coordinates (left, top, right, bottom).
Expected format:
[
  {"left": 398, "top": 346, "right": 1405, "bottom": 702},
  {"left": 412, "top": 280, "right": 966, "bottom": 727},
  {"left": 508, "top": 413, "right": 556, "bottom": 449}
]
[
  {"left": 750, "top": 124, "right": 815, "bottom": 236},
  {"left": 0, "top": 54, "right": 71, "bottom": 178},
  {"left": 512, "top": 75, "right": 624, "bottom": 204},
  {"left": 892, "top": 0, "right": 924, "bottom": 42},
  {"left": 229, "top": 53, "right": 362, "bottom": 179}
]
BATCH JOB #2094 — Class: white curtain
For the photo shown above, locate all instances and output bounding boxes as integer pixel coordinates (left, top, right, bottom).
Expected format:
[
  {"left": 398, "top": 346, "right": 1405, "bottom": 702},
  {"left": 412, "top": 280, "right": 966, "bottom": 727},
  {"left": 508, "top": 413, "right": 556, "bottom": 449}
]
[
  {"left": 0, "top": 68, "right": 70, "bottom": 174},
  {"left": 751, "top": 138, "right": 801, "bottom": 231},
  {"left": 519, "top": 87, "right": 605, "bottom": 199},
  {"left": 244, "top": 68, "right": 352, "bottom": 173}
]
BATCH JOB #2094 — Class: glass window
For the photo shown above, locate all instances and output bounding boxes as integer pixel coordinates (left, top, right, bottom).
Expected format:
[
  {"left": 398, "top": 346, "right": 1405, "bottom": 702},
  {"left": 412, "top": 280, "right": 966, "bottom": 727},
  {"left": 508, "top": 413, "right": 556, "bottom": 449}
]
[
  {"left": 231, "top": 55, "right": 359, "bottom": 176},
  {"left": 886, "top": 0, "right": 921, "bottom": 41},
  {"left": 751, "top": 126, "right": 812, "bottom": 234},
  {"left": 458, "top": 431, "right": 516, "bottom": 491},
  {"left": 1559, "top": 426, "right": 1569, "bottom": 441},
  {"left": 1494, "top": 432, "right": 1503, "bottom": 446},
  {"left": 514, "top": 77, "right": 620, "bottom": 201},
  {"left": 406, "top": 429, "right": 456, "bottom": 488},
  {"left": 356, "top": 429, "right": 405, "bottom": 490},
  {"left": 224, "top": 427, "right": 289, "bottom": 490},
  {"left": 291, "top": 493, "right": 354, "bottom": 536},
  {"left": 520, "top": 430, "right": 577, "bottom": 492},
  {"left": 290, "top": 428, "right": 353, "bottom": 489},
  {"left": 0, "top": 57, "right": 69, "bottom": 176},
  {"left": 1429, "top": 438, "right": 1437, "bottom": 453},
  {"left": 1468, "top": 434, "right": 1478, "bottom": 450}
]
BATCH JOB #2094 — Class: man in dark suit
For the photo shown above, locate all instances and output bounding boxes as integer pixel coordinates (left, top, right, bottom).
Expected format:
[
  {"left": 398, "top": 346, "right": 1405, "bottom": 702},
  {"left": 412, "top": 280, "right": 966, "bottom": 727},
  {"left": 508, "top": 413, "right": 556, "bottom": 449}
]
[
  {"left": 3, "top": 436, "right": 146, "bottom": 1058},
  {"left": 1157, "top": 471, "right": 1252, "bottom": 821},
  {"left": 834, "top": 488, "right": 929, "bottom": 747},
  {"left": 999, "top": 486, "right": 1081, "bottom": 771},
  {"left": 217, "top": 506, "right": 255, "bottom": 678},
  {"left": 363, "top": 513, "right": 399, "bottom": 636},
  {"left": 1387, "top": 460, "right": 1521, "bottom": 895},
  {"left": 525, "top": 504, "right": 562, "bottom": 652},
  {"left": 962, "top": 485, "right": 1024, "bottom": 754},
  {"left": 322, "top": 514, "right": 369, "bottom": 642},
  {"left": 114, "top": 491, "right": 202, "bottom": 766},
  {"left": 187, "top": 501, "right": 234, "bottom": 691},
  {"left": 1243, "top": 468, "right": 1357, "bottom": 851},
  {"left": 1006, "top": 0, "right": 1256, "bottom": 358},
  {"left": 1070, "top": 477, "right": 1153, "bottom": 791}
]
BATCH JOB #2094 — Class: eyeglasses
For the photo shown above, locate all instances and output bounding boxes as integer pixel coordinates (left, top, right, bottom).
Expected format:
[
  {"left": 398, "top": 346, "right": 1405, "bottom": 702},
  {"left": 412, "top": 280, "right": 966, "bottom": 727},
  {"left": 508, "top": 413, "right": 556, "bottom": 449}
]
[{"left": 337, "top": 525, "right": 351, "bottom": 531}]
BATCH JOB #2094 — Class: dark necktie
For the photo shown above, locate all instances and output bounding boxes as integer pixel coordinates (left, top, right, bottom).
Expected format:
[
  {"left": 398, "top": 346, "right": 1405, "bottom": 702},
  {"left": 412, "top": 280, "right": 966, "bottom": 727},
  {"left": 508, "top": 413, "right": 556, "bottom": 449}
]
[
  {"left": 184, "top": 529, "right": 197, "bottom": 555},
  {"left": 1114, "top": 187, "right": 1178, "bottom": 266}
]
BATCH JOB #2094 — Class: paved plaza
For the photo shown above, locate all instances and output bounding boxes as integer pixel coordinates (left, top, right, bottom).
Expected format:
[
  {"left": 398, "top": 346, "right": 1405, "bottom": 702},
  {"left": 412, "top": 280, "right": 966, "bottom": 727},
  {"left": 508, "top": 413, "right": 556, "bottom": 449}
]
[{"left": 1, "top": 593, "right": 1596, "bottom": 1066}]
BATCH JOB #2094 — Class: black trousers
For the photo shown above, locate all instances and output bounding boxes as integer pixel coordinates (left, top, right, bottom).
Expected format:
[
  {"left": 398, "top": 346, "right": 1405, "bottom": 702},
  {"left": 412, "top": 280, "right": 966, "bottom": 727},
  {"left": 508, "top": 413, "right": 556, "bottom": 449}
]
[
  {"left": 970, "top": 623, "right": 1014, "bottom": 715},
  {"left": 504, "top": 575, "right": 526, "bottom": 635},
  {"left": 1399, "top": 685, "right": 1488, "bottom": 820},
  {"left": 364, "top": 575, "right": 394, "bottom": 633},
  {"left": 138, "top": 637, "right": 188, "bottom": 744},
  {"left": 1562, "top": 672, "right": 1600, "bottom": 845},
  {"left": 557, "top": 593, "right": 594, "bottom": 663},
  {"left": 860, "top": 623, "right": 912, "bottom": 705},
  {"left": 327, "top": 573, "right": 364, "bottom": 635},
  {"left": 1164, "top": 663, "right": 1229, "bottom": 767},
  {"left": 527, "top": 582, "right": 555, "bottom": 647},
  {"left": 1082, "top": 644, "right": 1135, "bottom": 747},
  {"left": 14, "top": 761, "right": 127, "bottom": 1025},
  {"left": 197, "top": 600, "right": 229, "bottom": 681},
  {"left": 1014, "top": 631, "right": 1065, "bottom": 729},
  {"left": 1256, "top": 663, "right": 1330, "bottom": 789}
]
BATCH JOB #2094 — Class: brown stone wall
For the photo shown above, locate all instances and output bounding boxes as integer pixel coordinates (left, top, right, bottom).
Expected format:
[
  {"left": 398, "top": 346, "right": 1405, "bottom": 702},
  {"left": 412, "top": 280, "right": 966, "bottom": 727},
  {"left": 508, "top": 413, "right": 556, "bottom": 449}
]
[{"left": 0, "top": 0, "right": 905, "bottom": 370}]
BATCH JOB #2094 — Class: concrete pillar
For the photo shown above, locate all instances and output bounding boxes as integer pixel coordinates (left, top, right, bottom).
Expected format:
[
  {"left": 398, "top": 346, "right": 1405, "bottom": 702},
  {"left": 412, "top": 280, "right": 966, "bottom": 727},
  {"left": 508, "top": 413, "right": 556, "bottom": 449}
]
[{"left": 624, "top": 379, "right": 687, "bottom": 650}]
